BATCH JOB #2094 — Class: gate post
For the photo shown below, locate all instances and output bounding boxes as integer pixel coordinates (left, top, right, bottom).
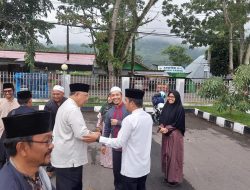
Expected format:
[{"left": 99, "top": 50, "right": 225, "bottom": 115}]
[
  {"left": 122, "top": 77, "right": 130, "bottom": 101},
  {"left": 176, "top": 78, "right": 185, "bottom": 104},
  {"left": 61, "top": 74, "right": 71, "bottom": 97}
]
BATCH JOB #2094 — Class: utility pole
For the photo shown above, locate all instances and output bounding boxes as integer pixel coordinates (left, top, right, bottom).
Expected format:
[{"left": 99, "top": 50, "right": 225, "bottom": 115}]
[{"left": 67, "top": 25, "right": 69, "bottom": 61}]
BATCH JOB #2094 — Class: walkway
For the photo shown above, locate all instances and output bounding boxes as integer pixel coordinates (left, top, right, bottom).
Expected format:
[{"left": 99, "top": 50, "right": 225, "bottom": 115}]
[{"left": 82, "top": 112, "right": 250, "bottom": 190}]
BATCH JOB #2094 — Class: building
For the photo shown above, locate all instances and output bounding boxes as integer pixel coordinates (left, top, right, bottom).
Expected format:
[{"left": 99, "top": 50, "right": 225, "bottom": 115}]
[
  {"left": 0, "top": 50, "right": 95, "bottom": 72},
  {"left": 93, "top": 56, "right": 157, "bottom": 76},
  {"left": 185, "top": 55, "right": 210, "bottom": 79}
]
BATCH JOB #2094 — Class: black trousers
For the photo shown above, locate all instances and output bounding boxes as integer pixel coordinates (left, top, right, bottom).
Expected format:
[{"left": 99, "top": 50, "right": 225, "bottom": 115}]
[
  {"left": 55, "top": 166, "right": 83, "bottom": 190},
  {"left": 121, "top": 175, "right": 147, "bottom": 190},
  {"left": 112, "top": 150, "right": 123, "bottom": 190}
]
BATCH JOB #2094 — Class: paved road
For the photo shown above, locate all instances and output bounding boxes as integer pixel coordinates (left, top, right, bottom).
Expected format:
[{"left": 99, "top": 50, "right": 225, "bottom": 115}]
[{"left": 82, "top": 112, "right": 250, "bottom": 190}]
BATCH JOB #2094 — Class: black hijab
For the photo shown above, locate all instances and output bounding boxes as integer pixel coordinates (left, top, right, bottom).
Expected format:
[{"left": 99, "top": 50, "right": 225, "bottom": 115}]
[
  {"left": 100, "top": 99, "right": 113, "bottom": 117},
  {"left": 159, "top": 90, "right": 185, "bottom": 135}
]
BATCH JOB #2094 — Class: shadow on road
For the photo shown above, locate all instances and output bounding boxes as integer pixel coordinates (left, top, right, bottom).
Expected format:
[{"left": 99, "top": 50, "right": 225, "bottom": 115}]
[
  {"left": 148, "top": 140, "right": 195, "bottom": 190},
  {"left": 187, "top": 113, "right": 250, "bottom": 149}
]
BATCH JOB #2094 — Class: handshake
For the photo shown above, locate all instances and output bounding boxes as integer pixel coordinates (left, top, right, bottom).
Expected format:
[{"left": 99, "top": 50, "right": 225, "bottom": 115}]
[{"left": 82, "top": 131, "right": 101, "bottom": 143}]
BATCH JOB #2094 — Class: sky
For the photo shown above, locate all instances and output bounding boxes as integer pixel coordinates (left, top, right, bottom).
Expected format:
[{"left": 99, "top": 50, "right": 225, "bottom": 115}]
[{"left": 41, "top": 0, "right": 189, "bottom": 45}]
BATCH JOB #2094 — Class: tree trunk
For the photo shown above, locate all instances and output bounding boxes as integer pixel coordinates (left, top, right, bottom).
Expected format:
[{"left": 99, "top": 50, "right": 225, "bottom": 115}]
[
  {"left": 108, "top": 0, "right": 122, "bottom": 77},
  {"left": 228, "top": 24, "right": 234, "bottom": 73},
  {"left": 207, "top": 46, "right": 211, "bottom": 65},
  {"left": 120, "top": 0, "right": 158, "bottom": 61},
  {"left": 239, "top": 25, "right": 245, "bottom": 65},
  {"left": 244, "top": 43, "right": 250, "bottom": 65},
  {"left": 222, "top": 0, "right": 234, "bottom": 74},
  {"left": 131, "top": 35, "right": 135, "bottom": 75}
]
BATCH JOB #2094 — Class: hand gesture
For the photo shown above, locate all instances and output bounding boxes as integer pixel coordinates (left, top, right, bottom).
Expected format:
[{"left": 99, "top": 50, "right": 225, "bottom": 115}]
[
  {"left": 101, "top": 146, "right": 106, "bottom": 155},
  {"left": 158, "top": 126, "right": 168, "bottom": 134},
  {"left": 111, "top": 119, "right": 119, "bottom": 126}
]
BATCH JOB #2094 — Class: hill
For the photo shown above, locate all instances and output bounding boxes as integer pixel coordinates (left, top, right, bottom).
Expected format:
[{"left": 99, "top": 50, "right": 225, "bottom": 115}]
[
  {"left": 135, "top": 37, "right": 205, "bottom": 68},
  {"left": 46, "top": 44, "right": 95, "bottom": 54},
  {"left": 43, "top": 37, "right": 205, "bottom": 69}
]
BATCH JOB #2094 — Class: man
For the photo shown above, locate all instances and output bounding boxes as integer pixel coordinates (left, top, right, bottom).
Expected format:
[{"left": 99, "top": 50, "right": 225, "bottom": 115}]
[
  {"left": 0, "top": 83, "right": 19, "bottom": 136},
  {"left": 8, "top": 90, "right": 34, "bottom": 116},
  {"left": 51, "top": 83, "right": 99, "bottom": 190},
  {"left": 44, "top": 85, "right": 67, "bottom": 176},
  {"left": 44, "top": 85, "right": 67, "bottom": 129},
  {"left": 84, "top": 89, "right": 153, "bottom": 190},
  {"left": 0, "top": 90, "right": 34, "bottom": 168},
  {"left": 102, "top": 86, "right": 129, "bottom": 190},
  {"left": 0, "top": 111, "right": 54, "bottom": 190}
]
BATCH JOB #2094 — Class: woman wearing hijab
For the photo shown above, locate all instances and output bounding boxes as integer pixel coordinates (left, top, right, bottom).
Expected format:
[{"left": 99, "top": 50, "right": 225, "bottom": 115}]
[
  {"left": 96, "top": 94, "right": 113, "bottom": 168},
  {"left": 158, "top": 90, "right": 185, "bottom": 187}
]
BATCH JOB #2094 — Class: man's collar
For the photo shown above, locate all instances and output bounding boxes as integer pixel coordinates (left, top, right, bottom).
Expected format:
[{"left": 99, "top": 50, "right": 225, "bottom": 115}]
[
  {"left": 6, "top": 97, "right": 14, "bottom": 102},
  {"left": 115, "top": 102, "right": 123, "bottom": 108}
]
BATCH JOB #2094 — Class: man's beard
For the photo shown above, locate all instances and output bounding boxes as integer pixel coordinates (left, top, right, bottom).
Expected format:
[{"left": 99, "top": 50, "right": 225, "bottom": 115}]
[{"left": 40, "top": 150, "right": 52, "bottom": 166}]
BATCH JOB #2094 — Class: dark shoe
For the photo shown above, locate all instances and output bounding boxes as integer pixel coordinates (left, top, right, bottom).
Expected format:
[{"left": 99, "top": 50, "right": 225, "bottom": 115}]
[
  {"left": 167, "top": 182, "right": 180, "bottom": 187},
  {"left": 161, "top": 178, "right": 168, "bottom": 184}
]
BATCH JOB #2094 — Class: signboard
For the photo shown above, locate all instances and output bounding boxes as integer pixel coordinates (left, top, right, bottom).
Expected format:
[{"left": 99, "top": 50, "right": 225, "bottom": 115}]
[{"left": 158, "top": 66, "right": 185, "bottom": 73}]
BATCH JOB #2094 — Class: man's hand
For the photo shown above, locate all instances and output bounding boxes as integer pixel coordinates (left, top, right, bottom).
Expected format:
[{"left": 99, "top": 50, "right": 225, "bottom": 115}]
[
  {"left": 111, "top": 119, "right": 119, "bottom": 126},
  {"left": 82, "top": 132, "right": 101, "bottom": 143},
  {"left": 101, "top": 145, "right": 106, "bottom": 155}
]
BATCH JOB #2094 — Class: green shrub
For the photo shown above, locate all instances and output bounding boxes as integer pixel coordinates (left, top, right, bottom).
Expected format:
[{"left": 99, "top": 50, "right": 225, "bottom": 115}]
[
  {"left": 88, "top": 96, "right": 100, "bottom": 103},
  {"left": 198, "top": 65, "right": 250, "bottom": 113}
]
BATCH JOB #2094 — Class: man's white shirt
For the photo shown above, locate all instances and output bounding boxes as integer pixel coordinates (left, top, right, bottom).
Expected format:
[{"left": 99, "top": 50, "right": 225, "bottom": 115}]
[
  {"left": 51, "top": 98, "right": 90, "bottom": 168},
  {"left": 100, "top": 108, "right": 153, "bottom": 178}
]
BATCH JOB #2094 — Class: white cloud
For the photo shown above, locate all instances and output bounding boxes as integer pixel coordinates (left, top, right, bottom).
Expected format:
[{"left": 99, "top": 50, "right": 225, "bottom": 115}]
[{"left": 42, "top": 0, "right": 190, "bottom": 45}]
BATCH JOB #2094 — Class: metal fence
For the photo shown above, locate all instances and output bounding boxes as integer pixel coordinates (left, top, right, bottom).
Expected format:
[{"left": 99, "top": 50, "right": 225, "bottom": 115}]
[{"left": 0, "top": 71, "right": 214, "bottom": 105}]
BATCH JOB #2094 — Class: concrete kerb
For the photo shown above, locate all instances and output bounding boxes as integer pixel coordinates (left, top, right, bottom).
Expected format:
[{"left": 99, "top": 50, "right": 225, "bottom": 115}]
[
  {"left": 34, "top": 105, "right": 250, "bottom": 135},
  {"left": 88, "top": 107, "right": 250, "bottom": 135},
  {"left": 194, "top": 108, "right": 250, "bottom": 135},
  {"left": 91, "top": 107, "right": 249, "bottom": 135}
]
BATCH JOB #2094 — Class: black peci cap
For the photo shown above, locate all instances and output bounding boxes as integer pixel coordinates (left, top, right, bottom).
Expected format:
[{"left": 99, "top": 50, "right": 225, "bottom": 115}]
[
  {"left": 125, "top": 89, "right": 145, "bottom": 99},
  {"left": 3, "top": 83, "right": 14, "bottom": 90},
  {"left": 2, "top": 111, "right": 51, "bottom": 139},
  {"left": 70, "top": 83, "right": 90, "bottom": 93},
  {"left": 17, "top": 90, "right": 32, "bottom": 100}
]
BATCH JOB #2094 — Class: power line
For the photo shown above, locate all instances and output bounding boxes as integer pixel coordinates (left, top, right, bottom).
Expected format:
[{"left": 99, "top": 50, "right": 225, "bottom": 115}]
[{"left": 0, "top": 16, "right": 246, "bottom": 41}]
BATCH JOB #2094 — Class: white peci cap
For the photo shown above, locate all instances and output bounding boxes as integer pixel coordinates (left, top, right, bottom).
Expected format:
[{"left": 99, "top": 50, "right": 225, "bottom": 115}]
[
  {"left": 53, "top": 85, "right": 64, "bottom": 93},
  {"left": 110, "top": 86, "right": 122, "bottom": 93}
]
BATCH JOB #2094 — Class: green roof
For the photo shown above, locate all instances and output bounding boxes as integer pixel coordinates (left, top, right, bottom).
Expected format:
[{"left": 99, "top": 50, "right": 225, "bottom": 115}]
[
  {"left": 123, "top": 62, "right": 150, "bottom": 71},
  {"left": 167, "top": 72, "right": 191, "bottom": 78}
]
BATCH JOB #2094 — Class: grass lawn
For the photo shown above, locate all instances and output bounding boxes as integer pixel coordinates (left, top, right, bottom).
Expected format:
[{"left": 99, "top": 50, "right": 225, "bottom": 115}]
[{"left": 191, "top": 106, "right": 250, "bottom": 127}]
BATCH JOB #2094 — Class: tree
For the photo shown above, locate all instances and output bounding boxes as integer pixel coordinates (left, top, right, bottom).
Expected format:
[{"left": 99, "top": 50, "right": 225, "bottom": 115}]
[
  {"left": 161, "top": 45, "right": 193, "bottom": 66},
  {"left": 199, "top": 64, "right": 250, "bottom": 113},
  {"left": 107, "top": 0, "right": 122, "bottom": 75},
  {"left": 57, "top": 0, "right": 158, "bottom": 77},
  {"left": 209, "top": 36, "right": 239, "bottom": 76},
  {"left": 162, "top": 0, "right": 250, "bottom": 75},
  {"left": 0, "top": 0, "right": 54, "bottom": 71}
]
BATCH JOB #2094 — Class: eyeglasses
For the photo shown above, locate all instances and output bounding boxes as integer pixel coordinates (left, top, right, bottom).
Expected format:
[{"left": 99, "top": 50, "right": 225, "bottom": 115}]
[
  {"left": 168, "top": 95, "right": 175, "bottom": 98},
  {"left": 23, "top": 136, "right": 53, "bottom": 145},
  {"left": 3, "top": 89, "right": 13, "bottom": 93}
]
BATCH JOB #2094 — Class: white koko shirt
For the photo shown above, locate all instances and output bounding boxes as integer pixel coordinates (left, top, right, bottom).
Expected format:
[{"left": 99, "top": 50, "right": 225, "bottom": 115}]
[
  {"left": 100, "top": 108, "right": 153, "bottom": 178},
  {"left": 51, "top": 98, "right": 90, "bottom": 168}
]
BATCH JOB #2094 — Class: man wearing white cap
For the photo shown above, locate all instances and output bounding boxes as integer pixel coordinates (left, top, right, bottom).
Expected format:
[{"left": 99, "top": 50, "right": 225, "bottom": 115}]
[
  {"left": 84, "top": 89, "right": 153, "bottom": 190},
  {"left": 44, "top": 85, "right": 67, "bottom": 129},
  {"left": 44, "top": 85, "right": 67, "bottom": 176},
  {"left": 102, "top": 86, "right": 129, "bottom": 190}
]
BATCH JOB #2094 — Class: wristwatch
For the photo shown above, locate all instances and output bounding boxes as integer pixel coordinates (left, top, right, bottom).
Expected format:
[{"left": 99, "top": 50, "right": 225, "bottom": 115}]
[{"left": 96, "top": 135, "right": 100, "bottom": 142}]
